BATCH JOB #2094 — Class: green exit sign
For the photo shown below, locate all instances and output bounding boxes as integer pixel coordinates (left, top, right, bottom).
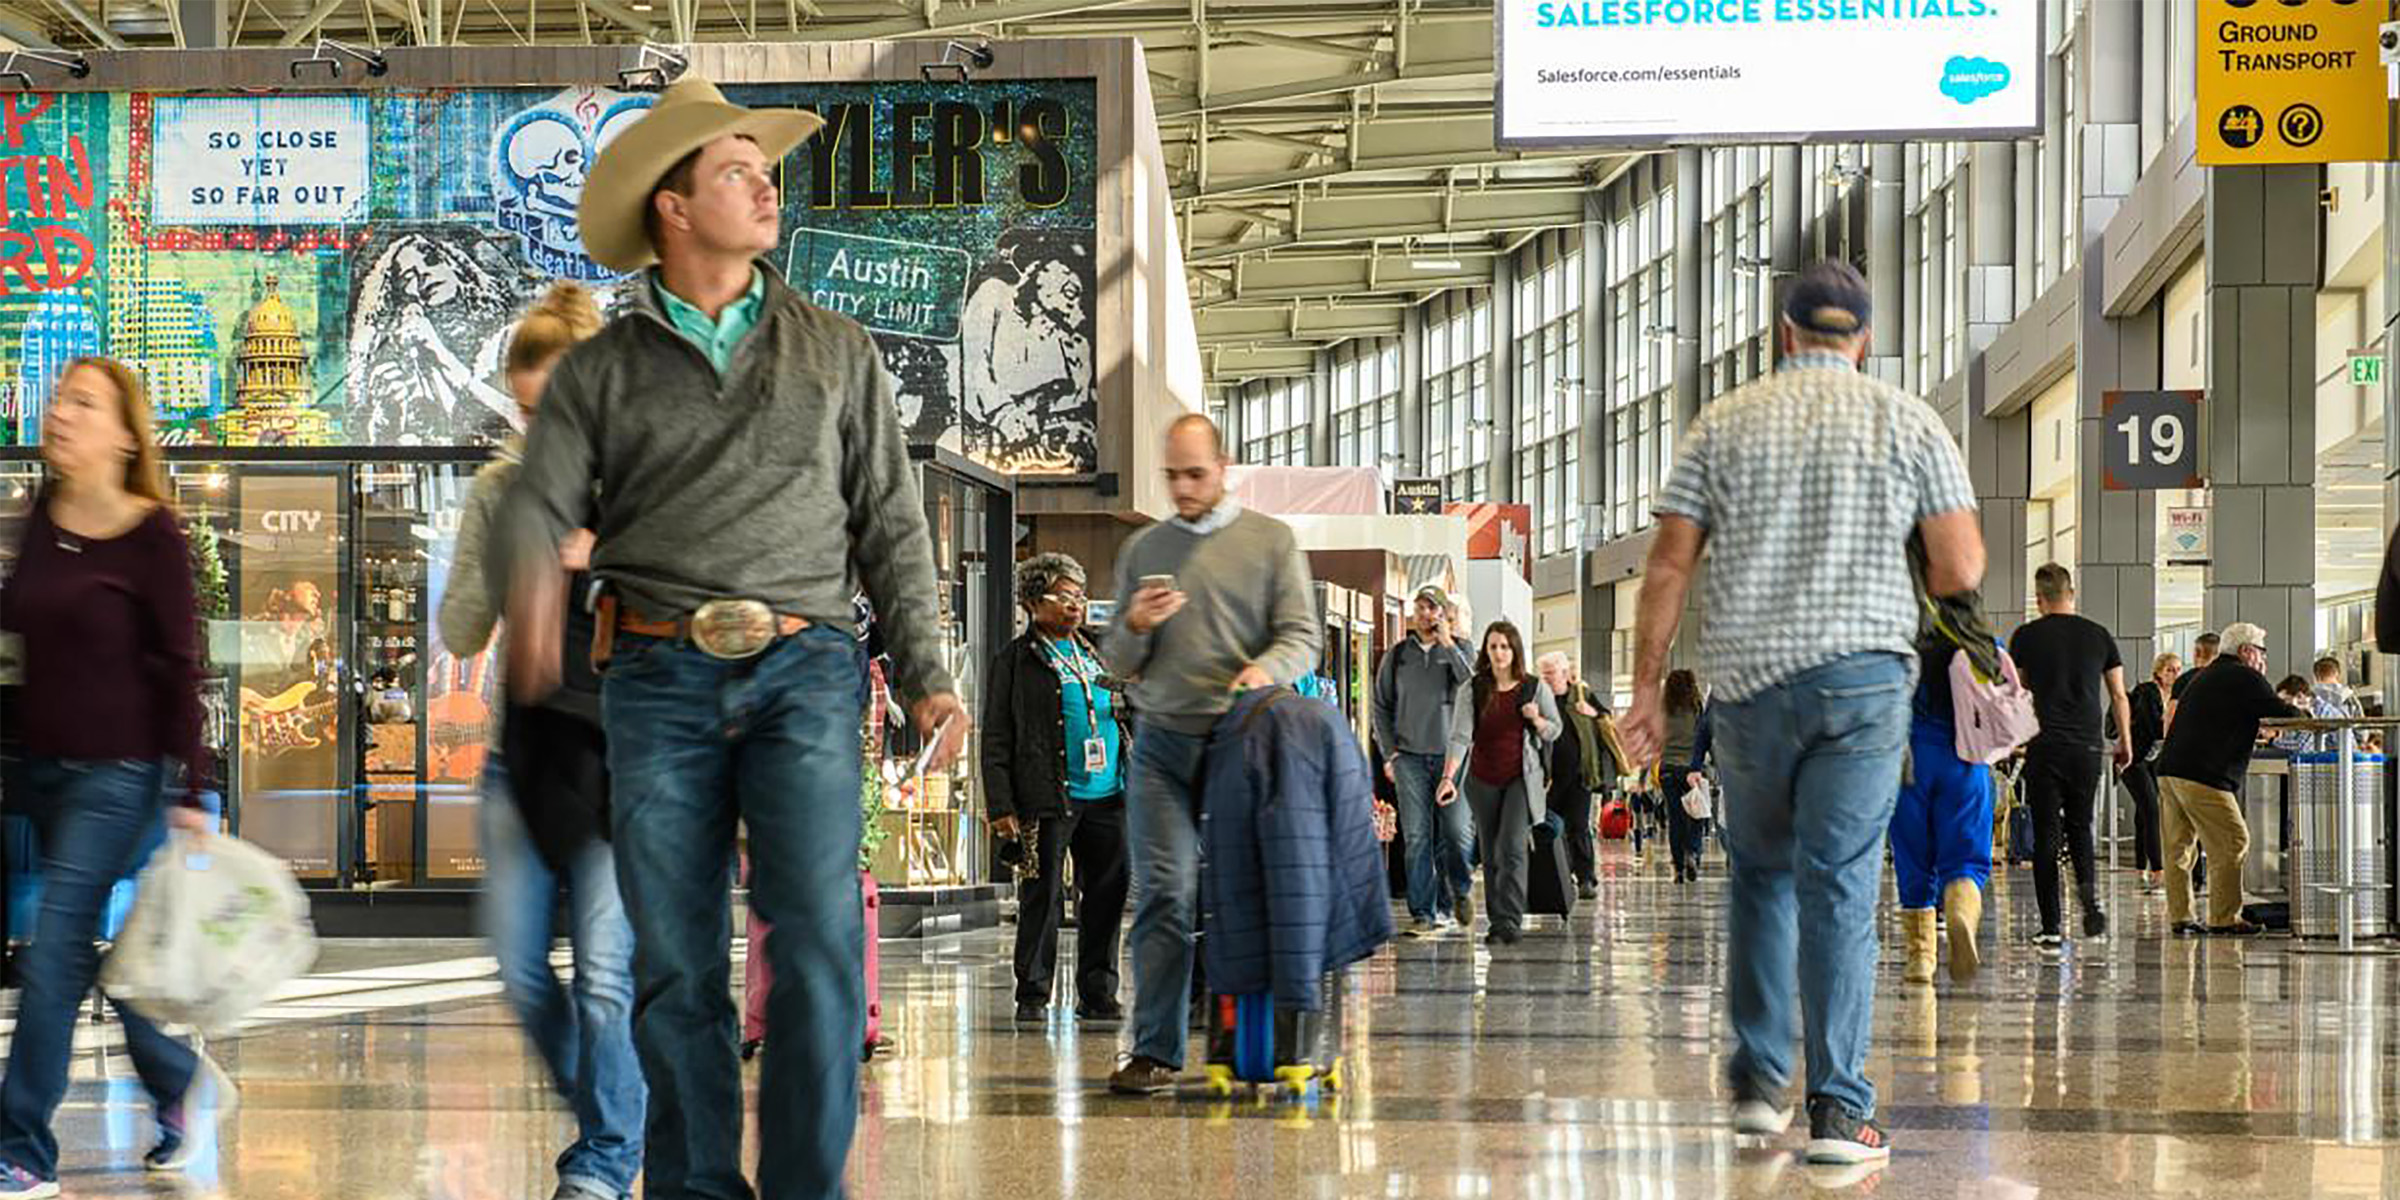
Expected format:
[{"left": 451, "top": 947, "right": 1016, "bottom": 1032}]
[{"left": 2351, "top": 354, "right": 2384, "bottom": 385}]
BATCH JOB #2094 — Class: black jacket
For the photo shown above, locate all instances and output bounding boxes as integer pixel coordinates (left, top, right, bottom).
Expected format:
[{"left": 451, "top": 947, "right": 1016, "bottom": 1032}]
[{"left": 981, "top": 629, "right": 1132, "bottom": 822}]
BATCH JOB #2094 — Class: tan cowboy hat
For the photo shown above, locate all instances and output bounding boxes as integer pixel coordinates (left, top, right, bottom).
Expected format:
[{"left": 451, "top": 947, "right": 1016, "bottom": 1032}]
[{"left": 578, "top": 77, "right": 824, "bottom": 273}]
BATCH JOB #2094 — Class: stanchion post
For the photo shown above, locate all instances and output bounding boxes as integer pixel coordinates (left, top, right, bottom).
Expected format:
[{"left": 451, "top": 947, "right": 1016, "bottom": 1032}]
[{"left": 2339, "top": 723, "right": 2359, "bottom": 952}]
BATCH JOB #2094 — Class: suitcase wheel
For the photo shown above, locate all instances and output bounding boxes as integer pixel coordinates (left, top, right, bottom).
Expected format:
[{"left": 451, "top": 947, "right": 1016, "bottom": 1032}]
[
  {"left": 1202, "top": 1064, "right": 1235, "bottom": 1097},
  {"left": 1273, "top": 1065, "right": 1317, "bottom": 1093},
  {"left": 1323, "top": 1057, "right": 1344, "bottom": 1094}
]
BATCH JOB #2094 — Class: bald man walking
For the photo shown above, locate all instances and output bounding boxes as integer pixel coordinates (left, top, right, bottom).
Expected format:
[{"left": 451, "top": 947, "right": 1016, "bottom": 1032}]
[{"left": 1100, "top": 415, "right": 1321, "bottom": 1094}]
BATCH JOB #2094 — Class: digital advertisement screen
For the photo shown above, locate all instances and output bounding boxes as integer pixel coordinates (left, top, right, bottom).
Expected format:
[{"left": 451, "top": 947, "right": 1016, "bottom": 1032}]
[{"left": 1496, "top": 0, "right": 2044, "bottom": 147}]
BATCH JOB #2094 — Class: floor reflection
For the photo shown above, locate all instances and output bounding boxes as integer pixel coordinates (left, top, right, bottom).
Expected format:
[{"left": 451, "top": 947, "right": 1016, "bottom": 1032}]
[{"left": 9, "top": 851, "right": 2400, "bottom": 1197}]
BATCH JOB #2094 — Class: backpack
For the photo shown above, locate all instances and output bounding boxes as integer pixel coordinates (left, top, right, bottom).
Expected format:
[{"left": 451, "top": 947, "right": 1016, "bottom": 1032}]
[{"left": 1948, "top": 645, "right": 2041, "bottom": 764}]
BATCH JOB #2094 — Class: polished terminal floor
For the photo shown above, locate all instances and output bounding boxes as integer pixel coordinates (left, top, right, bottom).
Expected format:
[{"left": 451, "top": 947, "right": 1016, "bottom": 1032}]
[{"left": 16, "top": 841, "right": 2400, "bottom": 1198}]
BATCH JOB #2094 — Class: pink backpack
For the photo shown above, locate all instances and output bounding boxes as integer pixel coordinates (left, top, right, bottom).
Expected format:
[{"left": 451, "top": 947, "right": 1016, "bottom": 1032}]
[{"left": 1948, "top": 646, "right": 2041, "bottom": 764}]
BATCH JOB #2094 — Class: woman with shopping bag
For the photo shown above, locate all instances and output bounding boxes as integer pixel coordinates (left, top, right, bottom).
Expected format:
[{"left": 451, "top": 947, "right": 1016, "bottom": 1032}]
[{"left": 0, "top": 358, "right": 233, "bottom": 1197}]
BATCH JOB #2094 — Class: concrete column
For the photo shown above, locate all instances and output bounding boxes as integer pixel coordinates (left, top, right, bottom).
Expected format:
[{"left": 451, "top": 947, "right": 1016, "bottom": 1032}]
[
  {"left": 1308, "top": 350, "right": 1333, "bottom": 466},
  {"left": 1966, "top": 143, "right": 2017, "bottom": 356},
  {"left": 2075, "top": 0, "right": 2157, "bottom": 669},
  {"left": 2139, "top": 0, "right": 2168, "bottom": 166},
  {"left": 1673, "top": 148, "right": 1704, "bottom": 429},
  {"left": 1973, "top": 401, "right": 2034, "bottom": 637},
  {"left": 1772, "top": 144, "right": 1803, "bottom": 331},
  {"left": 2203, "top": 164, "right": 2320, "bottom": 676},
  {"left": 180, "top": 0, "right": 226, "bottom": 46},
  {"left": 1490, "top": 256, "right": 1519, "bottom": 502},
  {"left": 1867, "top": 144, "right": 1906, "bottom": 387},
  {"left": 2014, "top": 142, "right": 2039, "bottom": 314},
  {"left": 1582, "top": 197, "right": 1613, "bottom": 683},
  {"left": 1400, "top": 305, "right": 1426, "bottom": 479}
]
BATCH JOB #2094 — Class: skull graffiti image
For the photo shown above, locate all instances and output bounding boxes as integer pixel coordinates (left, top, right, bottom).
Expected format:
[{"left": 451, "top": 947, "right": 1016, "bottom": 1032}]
[
  {"left": 493, "top": 88, "right": 654, "bottom": 281},
  {"left": 348, "top": 230, "right": 525, "bottom": 446}
]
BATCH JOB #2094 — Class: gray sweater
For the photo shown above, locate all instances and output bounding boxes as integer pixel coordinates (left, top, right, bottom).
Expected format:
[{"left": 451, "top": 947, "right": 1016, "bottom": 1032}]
[
  {"left": 1101, "top": 508, "right": 1321, "bottom": 735},
  {"left": 1372, "top": 635, "right": 1473, "bottom": 758},
  {"left": 507, "top": 268, "right": 954, "bottom": 704},
  {"left": 436, "top": 438, "right": 520, "bottom": 659}
]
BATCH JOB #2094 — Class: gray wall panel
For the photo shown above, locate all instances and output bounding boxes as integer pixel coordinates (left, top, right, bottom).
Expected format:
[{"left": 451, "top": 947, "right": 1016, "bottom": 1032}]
[{"left": 2214, "top": 487, "right": 2265, "bottom": 587}]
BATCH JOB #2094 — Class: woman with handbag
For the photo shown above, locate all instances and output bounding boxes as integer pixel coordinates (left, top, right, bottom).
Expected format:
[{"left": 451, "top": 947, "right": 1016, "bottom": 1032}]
[
  {"left": 0, "top": 358, "right": 229, "bottom": 1198},
  {"left": 1659, "top": 671, "right": 1712, "bottom": 883},
  {"left": 1441, "top": 621, "right": 1559, "bottom": 945},
  {"left": 2122, "top": 653, "right": 2178, "bottom": 892}
]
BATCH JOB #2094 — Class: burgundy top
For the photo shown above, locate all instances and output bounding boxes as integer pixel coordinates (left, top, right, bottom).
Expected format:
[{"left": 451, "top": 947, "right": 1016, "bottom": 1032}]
[
  {"left": 1, "top": 497, "right": 207, "bottom": 797},
  {"left": 1468, "top": 686, "right": 1526, "bottom": 787}
]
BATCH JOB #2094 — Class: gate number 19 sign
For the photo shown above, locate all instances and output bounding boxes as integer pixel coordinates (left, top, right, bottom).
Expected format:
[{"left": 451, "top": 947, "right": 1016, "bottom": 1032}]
[{"left": 2101, "top": 390, "right": 2205, "bottom": 492}]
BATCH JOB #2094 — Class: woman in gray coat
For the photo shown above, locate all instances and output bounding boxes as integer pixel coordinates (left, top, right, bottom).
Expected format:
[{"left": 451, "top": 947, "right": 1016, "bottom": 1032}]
[{"left": 1441, "top": 620, "right": 1560, "bottom": 945}]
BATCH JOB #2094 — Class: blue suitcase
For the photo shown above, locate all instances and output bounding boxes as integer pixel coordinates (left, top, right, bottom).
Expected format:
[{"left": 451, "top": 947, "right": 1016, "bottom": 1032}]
[{"left": 1197, "top": 968, "right": 1347, "bottom": 1098}]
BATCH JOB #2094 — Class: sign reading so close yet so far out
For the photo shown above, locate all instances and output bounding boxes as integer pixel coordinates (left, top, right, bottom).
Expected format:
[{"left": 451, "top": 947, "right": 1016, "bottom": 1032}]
[
  {"left": 2197, "top": 0, "right": 2388, "bottom": 166},
  {"left": 1495, "top": 0, "right": 2043, "bottom": 147}
]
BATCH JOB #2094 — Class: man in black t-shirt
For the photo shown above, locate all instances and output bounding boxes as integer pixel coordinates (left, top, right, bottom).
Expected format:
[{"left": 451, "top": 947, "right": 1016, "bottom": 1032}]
[
  {"left": 2006, "top": 564, "right": 2133, "bottom": 946},
  {"left": 2155, "top": 622, "right": 2305, "bottom": 935}
]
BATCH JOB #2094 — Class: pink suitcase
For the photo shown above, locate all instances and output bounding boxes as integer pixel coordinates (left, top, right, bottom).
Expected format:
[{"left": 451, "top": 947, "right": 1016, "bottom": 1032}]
[{"left": 744, "top": 864, "right": 882, "bottom": 1063}]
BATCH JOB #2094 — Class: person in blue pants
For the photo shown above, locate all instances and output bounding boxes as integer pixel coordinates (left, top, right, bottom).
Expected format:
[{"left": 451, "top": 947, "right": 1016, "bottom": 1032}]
[{"left": 1890, "top": 635, "right": 1993, "bottom": 986}]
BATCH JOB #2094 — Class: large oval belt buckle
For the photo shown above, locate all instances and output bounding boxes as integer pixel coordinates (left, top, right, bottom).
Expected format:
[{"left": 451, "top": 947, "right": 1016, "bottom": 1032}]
[{"left": 690, "top": 599, "right": 776, "bottom": 660}]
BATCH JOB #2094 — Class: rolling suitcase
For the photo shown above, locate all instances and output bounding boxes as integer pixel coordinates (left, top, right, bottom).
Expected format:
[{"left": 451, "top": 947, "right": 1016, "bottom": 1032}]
[
  {"left": 1526, "top": 816, "right": 1577, "bottom": 918},
  {"left": 1196, "top": 968, "right": 1346, "bottom": 1098},
  {"left": 742, "top": 863, "right": 883, "bottom": 1063}
]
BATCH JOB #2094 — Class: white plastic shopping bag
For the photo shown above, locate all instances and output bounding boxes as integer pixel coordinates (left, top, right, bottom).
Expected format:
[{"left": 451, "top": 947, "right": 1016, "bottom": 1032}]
[
  {"left": 101, "top": 828, "right": 319, "bottom": 1034},
  {"left": 1681, "top": 775, "right": 1715, "bottom": 822}
]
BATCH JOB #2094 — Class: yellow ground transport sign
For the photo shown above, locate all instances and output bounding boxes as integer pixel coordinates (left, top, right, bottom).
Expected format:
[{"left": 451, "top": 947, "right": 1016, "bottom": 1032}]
[{"left": 2198, "top": 0, "right": 2390, "bottom": 166}]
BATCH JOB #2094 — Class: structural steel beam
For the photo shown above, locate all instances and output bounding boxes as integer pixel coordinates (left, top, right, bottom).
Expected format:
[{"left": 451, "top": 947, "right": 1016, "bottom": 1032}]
[
  {"left": 583, "top": 0, "right": 661, "bottom": 36},
  {"left": 1174, "top": 147, "right": 1591, "bottom": 202},
  {"left": 52, "top": 0, "right": 127, "bottom": 48},
  {"left": 1221, "top": 27, "right": 1379, "bottom": 62},
  {"left": 279, "top": 0, "right": 351, "bottom": 44},
  {"left": 782, "top": 0, "right": 1141, "bottom": 40},
  {"left": 1154, "top": 55, "right": 1489, "bottom": 119}
]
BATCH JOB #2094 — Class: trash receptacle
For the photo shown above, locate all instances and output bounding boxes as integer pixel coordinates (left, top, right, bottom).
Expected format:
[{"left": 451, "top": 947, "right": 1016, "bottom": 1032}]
[{"left": 2288, "top": 751, "right": 2389, "bottom": 939}]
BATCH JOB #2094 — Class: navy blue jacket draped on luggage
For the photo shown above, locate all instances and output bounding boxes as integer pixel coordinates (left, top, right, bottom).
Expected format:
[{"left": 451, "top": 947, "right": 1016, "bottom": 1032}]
[{"left": 1199, "top": 687, "right": 1396, "bottom": 1011}]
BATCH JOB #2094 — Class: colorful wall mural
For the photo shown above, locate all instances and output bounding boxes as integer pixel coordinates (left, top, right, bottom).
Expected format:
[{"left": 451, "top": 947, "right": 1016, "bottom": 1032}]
[{"left": 0, "top": 79, "right": 1099, "bottom": 474}]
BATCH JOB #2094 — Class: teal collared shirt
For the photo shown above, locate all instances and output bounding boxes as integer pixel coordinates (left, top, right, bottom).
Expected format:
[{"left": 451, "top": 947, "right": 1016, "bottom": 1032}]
[{"left": 654, "top": 268, "right": 766, "bottom": 374}]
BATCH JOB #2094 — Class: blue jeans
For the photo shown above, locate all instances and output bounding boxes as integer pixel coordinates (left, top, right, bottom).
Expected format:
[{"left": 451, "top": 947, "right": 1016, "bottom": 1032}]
[
  {"left": 0, "top": 759, "right": 197, "bottom": 1181},
  {"left": 1392, "top": 752, "right": 1473, "bottom": 922},
  {"left": 1125, "top": 722, "right": 1208, "bottom": 1069},
  {"left": 1713, "top": 653, "right": 1910, "bottom": 1120},
  {"left": 478, "top": 762, "right": 645, "bottom": 1197},
  {"left": 602, "top": 627, "right": 866, "bottom": 1200}
]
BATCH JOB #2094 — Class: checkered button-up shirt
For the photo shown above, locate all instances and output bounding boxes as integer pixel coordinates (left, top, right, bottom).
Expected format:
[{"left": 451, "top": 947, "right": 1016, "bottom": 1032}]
[{"left": 1654, "top": 352, "right": 1977, "bottom": 703}]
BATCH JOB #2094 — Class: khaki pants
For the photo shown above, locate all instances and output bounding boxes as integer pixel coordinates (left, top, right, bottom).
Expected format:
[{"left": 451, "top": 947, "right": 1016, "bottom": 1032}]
[{"left": 2159, "top": 776, "right": 2251, "bottom": 928}]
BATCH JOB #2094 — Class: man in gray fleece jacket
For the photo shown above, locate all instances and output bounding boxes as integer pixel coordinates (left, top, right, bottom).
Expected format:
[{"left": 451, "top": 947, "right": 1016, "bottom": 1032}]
[
  {"left": 497, "top": 80, "right": 967, "bottom": 1200},
  {"left": 1100, "top": 414, "right": 1320, "bottom": 1094}
]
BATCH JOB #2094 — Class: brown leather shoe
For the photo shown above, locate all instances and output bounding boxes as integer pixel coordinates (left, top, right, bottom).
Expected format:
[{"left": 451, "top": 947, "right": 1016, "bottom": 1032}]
[{"left": 1108, "top": 1056, "right": 1179, "bottom": 1095}]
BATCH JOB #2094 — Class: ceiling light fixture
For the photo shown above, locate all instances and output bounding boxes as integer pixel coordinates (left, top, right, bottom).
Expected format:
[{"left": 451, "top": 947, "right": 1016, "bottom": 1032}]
[{"left": 1410, "top": 258, "right": 1463, "bottom": 271}]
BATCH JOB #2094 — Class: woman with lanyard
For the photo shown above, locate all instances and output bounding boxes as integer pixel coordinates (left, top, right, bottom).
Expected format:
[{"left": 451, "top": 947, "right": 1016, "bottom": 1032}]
[{"left": 981, "top": 553, "right": 1132, "bottom": 1027}]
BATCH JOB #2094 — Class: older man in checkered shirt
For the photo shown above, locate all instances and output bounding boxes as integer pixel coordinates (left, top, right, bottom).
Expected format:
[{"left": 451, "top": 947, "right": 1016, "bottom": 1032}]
[{"left": 1620, "top": 260, "right": 1985, "bottom": 1171}]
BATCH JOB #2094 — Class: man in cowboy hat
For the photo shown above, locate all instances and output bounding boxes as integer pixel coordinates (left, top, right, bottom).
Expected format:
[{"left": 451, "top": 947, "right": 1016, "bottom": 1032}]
[{"left": 500, "top": 77, "right": 970, "bottom": 1200}]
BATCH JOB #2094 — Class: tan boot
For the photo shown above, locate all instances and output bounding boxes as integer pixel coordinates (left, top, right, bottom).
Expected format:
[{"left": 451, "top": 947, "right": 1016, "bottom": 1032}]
[
  {"left": 1944, "top": 878, "right": 1983, "bottom": 984},
  {"left": 1900, "top": 908, "right": 1937, "bottom": 984}
]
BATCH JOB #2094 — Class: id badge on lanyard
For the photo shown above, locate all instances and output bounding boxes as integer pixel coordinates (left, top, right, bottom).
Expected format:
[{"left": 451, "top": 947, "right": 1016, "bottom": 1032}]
[{"left": 1083, "top": 736, "right": 1108, "bottom": 774}]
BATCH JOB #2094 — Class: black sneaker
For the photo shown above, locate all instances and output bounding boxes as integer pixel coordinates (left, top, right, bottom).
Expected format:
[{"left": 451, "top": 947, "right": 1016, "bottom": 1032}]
[
  {"left": 1576, "top": 881, "right": 1598, "bottom": 901},
  {"left": 1804, "top": 1099, "right": 1892, "bottom": 1165},
  {"left": 1076, "top": 1000, "right": 1125, "bottom": 1028},
  {"left": 2030, "top": 932, "right": 2064, "bottom": 952},
  {"left": 2082, "top": 906, "right": 2108, "bottom": 938},
  {"left": 2172, "top": 920, "right": 2205, "bottom": 937},
  {"left": 1730, "top": 1078, "right": 1793, "bottom": 1136},
  {"left": 2207, "top": 920, "right": 2266, "bottom": 937},
  {"left": 1108, "top": 1055, "right": 1179, "bottom": 1095},
  {"left": 1014, "top": 1002, "right": 1046, "bottom": 1025}
]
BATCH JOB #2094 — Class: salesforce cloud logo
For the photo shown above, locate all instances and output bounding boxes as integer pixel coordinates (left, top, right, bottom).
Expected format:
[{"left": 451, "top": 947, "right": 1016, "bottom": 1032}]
[{"left": 1939, "top": 55, "right": 2011, "bottom": 105}]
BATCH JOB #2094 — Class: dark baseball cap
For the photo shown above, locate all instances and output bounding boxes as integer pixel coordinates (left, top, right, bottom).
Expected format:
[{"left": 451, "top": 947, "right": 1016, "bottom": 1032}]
[{"left": 1782, "top": 260, "right": 1872, "bottom": 338}]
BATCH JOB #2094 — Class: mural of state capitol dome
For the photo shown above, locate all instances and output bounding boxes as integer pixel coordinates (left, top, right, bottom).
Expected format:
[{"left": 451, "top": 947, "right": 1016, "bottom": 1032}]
[{"left": 218, "top": 273, "right": 334, "bottom": 447}]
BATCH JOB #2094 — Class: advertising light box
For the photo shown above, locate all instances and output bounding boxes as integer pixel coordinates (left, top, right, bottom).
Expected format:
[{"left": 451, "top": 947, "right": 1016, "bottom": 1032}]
[{"left": 1497, "top": 0, "right": 2044, "bottom": 147}]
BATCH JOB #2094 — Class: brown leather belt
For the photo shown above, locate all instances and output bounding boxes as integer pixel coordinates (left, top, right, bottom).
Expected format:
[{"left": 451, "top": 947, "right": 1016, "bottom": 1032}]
[{"left": 594, "top": 594, "right": 810, "bottom": 667}]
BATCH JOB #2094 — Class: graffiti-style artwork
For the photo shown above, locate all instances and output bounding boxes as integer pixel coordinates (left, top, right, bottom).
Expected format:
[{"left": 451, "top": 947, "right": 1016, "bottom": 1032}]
[{"left": 0, "top": 80, "right": 1098, "bottom": 472}]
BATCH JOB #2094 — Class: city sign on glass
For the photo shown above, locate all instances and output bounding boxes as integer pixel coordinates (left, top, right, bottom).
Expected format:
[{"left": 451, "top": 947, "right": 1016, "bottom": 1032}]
[{"left": 1495, "top": 0, "right": 2043, "bottom": 147}]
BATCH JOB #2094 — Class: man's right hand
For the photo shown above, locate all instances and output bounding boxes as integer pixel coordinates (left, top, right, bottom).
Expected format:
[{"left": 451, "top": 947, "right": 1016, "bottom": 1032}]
[
  {"left": 1123, "top": 586, "right": 1186, "bottom": 635},
  {"left": 1620, "top": 681, "right": 1667, "bottom": 771},
  {"left": 992, "top": 815, "right": 1020, "bottom": 841},
  {"left": 1382, "top": 758, "right": 1397, "bottom": 784}
]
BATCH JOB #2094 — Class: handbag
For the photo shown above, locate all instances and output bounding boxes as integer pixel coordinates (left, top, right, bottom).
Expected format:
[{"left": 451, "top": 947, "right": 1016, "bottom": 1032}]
[{"left": 1948, "top": 646, "right": 2041, "bottom": 764}]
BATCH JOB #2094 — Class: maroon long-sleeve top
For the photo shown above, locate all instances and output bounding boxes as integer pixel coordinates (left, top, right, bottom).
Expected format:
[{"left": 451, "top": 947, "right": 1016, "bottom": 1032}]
[{"left": 1, "top": 497, "right": 207, "bottom": 798}]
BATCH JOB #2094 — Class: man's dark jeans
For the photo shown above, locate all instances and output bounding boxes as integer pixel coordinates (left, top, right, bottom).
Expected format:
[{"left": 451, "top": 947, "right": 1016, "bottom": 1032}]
[{"left": 603, "top": 627, "right": 866, "bottom": 1200}]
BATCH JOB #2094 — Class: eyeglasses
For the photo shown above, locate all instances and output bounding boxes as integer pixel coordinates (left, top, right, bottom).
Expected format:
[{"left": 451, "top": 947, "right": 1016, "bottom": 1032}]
[{"left": 1040, "top": 593, "right": 1087, "bottom": 607}]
